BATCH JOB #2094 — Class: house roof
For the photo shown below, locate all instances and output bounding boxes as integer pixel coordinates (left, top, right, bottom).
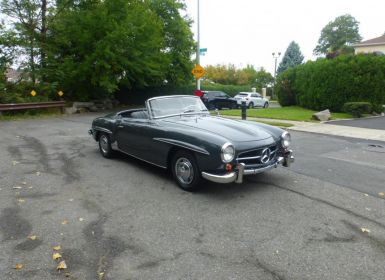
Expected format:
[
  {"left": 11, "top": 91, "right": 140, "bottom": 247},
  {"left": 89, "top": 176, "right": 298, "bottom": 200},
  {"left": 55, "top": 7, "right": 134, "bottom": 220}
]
[{"left": 354, "top": 34, "right": 385, "bottom": 47}]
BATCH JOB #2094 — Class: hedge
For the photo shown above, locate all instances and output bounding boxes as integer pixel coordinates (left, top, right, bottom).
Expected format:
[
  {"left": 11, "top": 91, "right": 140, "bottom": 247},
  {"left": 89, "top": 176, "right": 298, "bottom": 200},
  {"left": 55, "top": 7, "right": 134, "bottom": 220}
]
[
  {"left": 276, "top": 54, "right": 385, "bottom": 111},
  {"left": 116, "top": 83, "right": 252, "bottom": 105}
]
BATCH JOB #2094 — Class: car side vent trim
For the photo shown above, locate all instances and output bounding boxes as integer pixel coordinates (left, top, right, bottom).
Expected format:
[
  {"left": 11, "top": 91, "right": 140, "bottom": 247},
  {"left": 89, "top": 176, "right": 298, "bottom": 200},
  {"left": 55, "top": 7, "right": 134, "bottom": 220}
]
[{"left": 154, "top": 138, "right": 210, "bottom": 155}]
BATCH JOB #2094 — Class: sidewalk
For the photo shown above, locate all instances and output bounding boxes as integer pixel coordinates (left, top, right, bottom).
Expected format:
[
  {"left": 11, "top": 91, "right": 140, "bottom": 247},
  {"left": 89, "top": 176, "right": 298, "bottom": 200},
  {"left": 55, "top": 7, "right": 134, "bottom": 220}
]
[{"left": 223, "top": 116, "right": 385, "bottom": 142}]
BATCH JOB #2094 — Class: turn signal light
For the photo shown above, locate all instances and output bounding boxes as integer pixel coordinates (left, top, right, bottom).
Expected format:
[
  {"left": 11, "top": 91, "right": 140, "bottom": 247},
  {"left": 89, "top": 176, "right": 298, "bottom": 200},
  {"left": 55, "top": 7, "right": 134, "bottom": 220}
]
[{"left": 226, "top": 164, "right": 232, "bottom": 171}]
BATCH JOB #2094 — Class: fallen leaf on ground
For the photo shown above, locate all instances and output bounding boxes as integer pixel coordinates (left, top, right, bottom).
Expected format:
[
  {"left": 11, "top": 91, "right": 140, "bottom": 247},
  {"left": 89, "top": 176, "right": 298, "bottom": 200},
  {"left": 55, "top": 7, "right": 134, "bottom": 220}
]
[
  {"left": 53, "top": 252, "right": 62, "bottom": 260},
  {"left": 12, "top": 161, "right": 20, "bottom": 166},
  {"left": 99, "top": 272, "right": 105, "bottom": 279},
  {"left": 64, "top": 272, "right": 71, "bottom": 277},
  {"left": 17, "top": 199, "right": 25, "bottom": 203},
  {"left": 69, "top": 198, "right": 74, "bottom": 202},
  {"left": 36, "top": 172, "right": 41, "bottom": 176},
  {"left": 364, "top": 193, "right": 369, "bottom": 197},
  {"left": 79, "top": 217, "right": 84, "bottom": 222},
  {"left": 21, "top": 182, "right": 27, "bottom": 185},
  {"left": 13, "top": 186, "right": 22, "bottom": 189},
  {"left": 379, "top": 192, "right": 385, "bottom": 197},
  {"left": 14, "top": 263, "right": 23, "bottom": 270},
  {"left": 53, "top": 245, "right": 61, "bottom": 251},
  {"left": 28, "top": 235, "right": 37, "bottom": 240},
  {"left": 61, "top": 220, "right": 69, "bottom": 225},
  {"left": 361, "top": 228, "right": 371, "bottom": 233},
  {"left": 57, "top": 260, "right": 67, "bottom": 270},
  {"left": 365, "top": 208, "right": 371, "bottom": 211}
]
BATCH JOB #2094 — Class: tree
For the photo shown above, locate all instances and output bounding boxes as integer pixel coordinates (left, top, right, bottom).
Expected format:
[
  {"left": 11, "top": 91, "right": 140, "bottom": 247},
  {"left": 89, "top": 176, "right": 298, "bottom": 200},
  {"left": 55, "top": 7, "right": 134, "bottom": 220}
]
[
  {"left": 314, "top": 14, "right": 362, "bottom": 56},
  {"left": 0, "top": 0, "right": 58, "bottom": 83},
  {"left": 253, "top": 68, "right": 274, "bottom": 91},
  {"left": 277, "top": 41, "right": 304, "bottom": 75},
  {"left": 149, "top": 0, "right": 195, "bottom": 86}
]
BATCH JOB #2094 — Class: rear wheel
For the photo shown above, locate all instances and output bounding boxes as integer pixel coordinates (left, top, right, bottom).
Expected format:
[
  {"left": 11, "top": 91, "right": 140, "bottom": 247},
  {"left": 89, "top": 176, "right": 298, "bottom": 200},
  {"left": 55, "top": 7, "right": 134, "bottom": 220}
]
[
  {"left": 98, "top": 133, "right": 113, "bottom": 158},
  {"left": 171, "top": 150, "right": 201, "bottom": 192}
]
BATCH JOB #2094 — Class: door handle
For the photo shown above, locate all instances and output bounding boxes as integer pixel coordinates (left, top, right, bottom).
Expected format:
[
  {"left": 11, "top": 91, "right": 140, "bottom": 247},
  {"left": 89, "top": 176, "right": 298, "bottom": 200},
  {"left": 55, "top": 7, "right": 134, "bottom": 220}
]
[{"left": 118, "top": 125, "right": 124, "bottom": 128}]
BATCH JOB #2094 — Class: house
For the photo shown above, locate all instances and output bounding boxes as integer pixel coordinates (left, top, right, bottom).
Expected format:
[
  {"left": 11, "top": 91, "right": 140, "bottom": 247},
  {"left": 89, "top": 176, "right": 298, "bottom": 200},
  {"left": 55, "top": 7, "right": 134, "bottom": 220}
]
[
  {"left": 353, "top": 34, "right": 385, "bottom": 55},
  {"left": 5, "top": 68, "right": 22, "bottom": 83}
]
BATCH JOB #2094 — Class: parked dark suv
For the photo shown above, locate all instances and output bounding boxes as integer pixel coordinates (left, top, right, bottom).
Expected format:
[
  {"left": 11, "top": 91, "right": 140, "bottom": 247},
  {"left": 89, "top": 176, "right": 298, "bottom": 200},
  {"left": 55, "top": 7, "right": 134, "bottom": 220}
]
[{"left": 201, "top": 91, "right": 237, "bottom": 110}]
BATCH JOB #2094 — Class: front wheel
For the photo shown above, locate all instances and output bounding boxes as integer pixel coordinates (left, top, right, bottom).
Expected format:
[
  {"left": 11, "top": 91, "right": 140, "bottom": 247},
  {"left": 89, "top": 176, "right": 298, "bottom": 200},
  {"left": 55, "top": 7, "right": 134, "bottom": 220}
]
[
  {"left": 248, "top": 102, "right": 254, "bottom": 109},
  {"left": 171, "top": 150, "right": 201, "bottom": 192},
  {"left": 263, "top": 102, "right": 269, "bottom": 108},
  {"left": 98, "top": 133, "right": 113, "bottom": 158}
]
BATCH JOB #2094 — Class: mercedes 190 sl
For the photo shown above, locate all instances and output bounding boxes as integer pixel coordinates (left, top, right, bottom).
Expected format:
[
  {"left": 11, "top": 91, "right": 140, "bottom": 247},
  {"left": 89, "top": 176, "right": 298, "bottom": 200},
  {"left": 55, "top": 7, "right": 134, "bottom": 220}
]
[{"left": 89, "top": 95, "right": 294, "bottom": 191}]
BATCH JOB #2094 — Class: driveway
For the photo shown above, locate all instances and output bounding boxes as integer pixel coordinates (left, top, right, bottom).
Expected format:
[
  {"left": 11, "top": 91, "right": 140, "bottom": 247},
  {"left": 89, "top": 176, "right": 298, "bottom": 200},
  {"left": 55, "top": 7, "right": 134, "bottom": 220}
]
[
  {"left": 1, "top": 114, "right": 385, "bottom": 280},
  {"left": 327, "top": 116, "right": 385, "bottom": 130}
]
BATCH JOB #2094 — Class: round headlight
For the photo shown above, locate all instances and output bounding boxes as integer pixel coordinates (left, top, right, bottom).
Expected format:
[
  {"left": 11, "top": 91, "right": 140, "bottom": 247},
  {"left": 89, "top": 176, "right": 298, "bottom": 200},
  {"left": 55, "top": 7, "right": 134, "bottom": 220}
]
[
  {"left": 221, "top": 142, "right": 235, "bottom": 163},
  {"left": 281, "top": 131, "right": 291, "bottom": 148}
]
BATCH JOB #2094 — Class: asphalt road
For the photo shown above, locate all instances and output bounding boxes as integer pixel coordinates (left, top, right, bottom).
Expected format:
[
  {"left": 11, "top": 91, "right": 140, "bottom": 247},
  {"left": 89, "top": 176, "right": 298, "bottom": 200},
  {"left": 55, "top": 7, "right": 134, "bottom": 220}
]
[
  {"left": 0, "top": 114, "right": 385, "bottom": 280},
  {"left": 327, "top": 116, "right": 385, "bottom": 130}
]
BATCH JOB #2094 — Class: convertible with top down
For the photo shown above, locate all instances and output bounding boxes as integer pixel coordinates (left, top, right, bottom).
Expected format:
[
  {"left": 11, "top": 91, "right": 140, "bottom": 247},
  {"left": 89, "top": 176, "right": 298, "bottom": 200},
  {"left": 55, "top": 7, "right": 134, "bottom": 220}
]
[{"left": 89, "top": 95, "right": 294, "bottom": 191}]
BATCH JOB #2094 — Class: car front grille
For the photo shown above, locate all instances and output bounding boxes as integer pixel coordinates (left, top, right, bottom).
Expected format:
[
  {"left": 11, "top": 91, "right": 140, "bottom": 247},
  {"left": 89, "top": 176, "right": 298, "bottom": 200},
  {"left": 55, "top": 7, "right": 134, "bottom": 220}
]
[{"left": 236, "top": 144, "right": 278, "bottom": 168}]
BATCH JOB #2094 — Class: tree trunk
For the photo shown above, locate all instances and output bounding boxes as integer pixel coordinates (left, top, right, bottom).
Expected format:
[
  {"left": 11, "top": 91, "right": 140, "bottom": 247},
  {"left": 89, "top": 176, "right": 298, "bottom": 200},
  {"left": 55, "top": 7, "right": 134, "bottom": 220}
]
[{"left": 40, "top": 0, "right": 47, "bottom": 81}]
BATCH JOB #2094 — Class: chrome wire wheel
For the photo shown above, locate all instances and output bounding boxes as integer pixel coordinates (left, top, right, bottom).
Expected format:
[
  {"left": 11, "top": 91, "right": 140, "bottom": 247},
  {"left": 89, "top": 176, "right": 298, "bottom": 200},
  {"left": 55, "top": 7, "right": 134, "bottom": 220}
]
[
  {"left": 100, "top": 135, "right": 109, "bottom": 154},
  {"left": 175, "top": 157, "right": 194, "bottom": 185}
]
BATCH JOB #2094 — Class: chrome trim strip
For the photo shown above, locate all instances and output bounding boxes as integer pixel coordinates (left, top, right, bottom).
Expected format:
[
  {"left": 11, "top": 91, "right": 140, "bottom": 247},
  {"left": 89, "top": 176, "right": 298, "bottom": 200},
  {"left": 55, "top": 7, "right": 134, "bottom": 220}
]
[
  {"left": 153, "top": 138, "right": 210, "bottom": 155},
  {"left": 202, "top": 171, "right": 237, "bottom": 184},
  {"left": 237, "top": 155, "right": 261, "bottom": 160}
]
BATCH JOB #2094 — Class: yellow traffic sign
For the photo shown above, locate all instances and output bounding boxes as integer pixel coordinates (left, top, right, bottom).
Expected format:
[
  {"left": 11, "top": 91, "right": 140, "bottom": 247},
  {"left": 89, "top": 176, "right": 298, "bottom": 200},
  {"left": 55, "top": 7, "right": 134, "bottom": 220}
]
[
  {"left": 192, "top": 64, "right": 205, "bottom": 79},
  {"left": 31, "top": 90, "right": 37, "bottom": 97},
  {"left": 58, "top": 90, "right": 64, "bottom": 97}
]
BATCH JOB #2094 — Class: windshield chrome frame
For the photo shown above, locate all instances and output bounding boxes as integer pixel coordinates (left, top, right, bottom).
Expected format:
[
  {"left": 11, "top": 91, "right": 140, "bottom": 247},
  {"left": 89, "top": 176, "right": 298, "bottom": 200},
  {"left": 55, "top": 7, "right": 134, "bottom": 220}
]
[{"left": 145, "top": 95, "right": 209, "bottom": 120}]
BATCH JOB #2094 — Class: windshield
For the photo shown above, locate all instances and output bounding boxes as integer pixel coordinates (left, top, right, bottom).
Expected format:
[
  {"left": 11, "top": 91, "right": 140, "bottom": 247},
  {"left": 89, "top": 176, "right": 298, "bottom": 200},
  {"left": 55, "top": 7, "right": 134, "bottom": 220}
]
[
  {"left": 237, "top": 93, "right": 249, "bottom": 97},
  {"left": 149, "top": 96, "right": 208, "bottom": 118}
]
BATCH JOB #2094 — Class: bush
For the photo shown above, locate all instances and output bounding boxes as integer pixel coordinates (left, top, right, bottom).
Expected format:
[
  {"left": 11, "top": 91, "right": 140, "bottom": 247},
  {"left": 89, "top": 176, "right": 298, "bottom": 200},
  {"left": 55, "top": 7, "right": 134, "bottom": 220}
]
[
  {"left": 276, "top": 54, "right": 385, "bottom": 111},
  {"left": 372, "top": 103, "right": 384, "bottom": 114},
  {"left": 342, "top": 102, "right": 372, "bottom": 118}
]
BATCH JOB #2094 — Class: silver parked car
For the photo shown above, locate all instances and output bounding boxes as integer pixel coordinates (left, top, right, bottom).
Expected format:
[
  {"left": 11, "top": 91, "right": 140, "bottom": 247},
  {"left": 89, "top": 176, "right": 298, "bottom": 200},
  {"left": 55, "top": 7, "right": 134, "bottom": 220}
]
[{"left": 234, "top": 92, "right": 269, "bottom": 108}]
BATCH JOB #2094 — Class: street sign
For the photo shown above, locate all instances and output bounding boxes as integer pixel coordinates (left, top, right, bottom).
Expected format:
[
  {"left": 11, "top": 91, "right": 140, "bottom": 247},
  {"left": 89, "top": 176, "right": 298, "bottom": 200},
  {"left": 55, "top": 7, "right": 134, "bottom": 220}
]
[
  {"left": 58, "top": 90, "right": 64, "bottom": 97},
  {"left": 199, "top": 48, "right": 207, "bottom": 53},
  {"left": 192, "top": 64, "right": 205, "bottom": 79},
  {"left": 30, "top": 90, "right": 36, "bottom": 97}
]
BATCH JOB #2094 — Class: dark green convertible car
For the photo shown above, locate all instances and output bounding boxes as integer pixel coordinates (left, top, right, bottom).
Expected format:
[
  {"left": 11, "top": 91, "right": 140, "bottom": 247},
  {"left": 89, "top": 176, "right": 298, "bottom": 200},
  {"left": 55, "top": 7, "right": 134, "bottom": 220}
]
[{"left": 89, "top": 95, "right": 294, "bottom": 191}]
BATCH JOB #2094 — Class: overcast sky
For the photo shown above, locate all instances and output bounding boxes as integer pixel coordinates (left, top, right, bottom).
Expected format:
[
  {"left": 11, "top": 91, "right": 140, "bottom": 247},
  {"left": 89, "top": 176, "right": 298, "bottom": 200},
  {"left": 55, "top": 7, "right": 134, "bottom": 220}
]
[{"left": 184, "top": 0, "right": 384, "bottom": 74}]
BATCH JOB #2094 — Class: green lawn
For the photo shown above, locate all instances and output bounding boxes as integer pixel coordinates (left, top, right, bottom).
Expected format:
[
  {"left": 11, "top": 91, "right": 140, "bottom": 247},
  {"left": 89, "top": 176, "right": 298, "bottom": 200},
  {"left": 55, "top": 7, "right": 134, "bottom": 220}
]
[{"left": 220, "top": 106, "right": 353, "bottom": 121}]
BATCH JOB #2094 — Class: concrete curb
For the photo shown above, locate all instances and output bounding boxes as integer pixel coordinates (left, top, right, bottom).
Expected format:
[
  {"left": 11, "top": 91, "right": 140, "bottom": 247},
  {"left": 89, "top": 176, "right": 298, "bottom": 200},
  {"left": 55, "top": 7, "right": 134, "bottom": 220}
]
[{"left": 221, "top": 115, "right": 385, "bottom": 142}]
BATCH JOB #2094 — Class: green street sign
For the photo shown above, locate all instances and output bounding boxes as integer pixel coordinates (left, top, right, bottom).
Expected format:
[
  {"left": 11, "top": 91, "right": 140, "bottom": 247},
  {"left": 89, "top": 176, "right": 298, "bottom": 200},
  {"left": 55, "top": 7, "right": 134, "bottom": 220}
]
[{"left": 199, "top": 48, "right": 207, "bottom": 53}]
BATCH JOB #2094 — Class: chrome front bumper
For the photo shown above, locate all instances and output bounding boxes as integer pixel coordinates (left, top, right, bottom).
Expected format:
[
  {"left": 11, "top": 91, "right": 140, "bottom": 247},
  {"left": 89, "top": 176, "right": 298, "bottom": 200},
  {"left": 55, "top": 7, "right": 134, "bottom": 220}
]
[{"left": 201, "top": 150, "right": 294, "bottom": 184}]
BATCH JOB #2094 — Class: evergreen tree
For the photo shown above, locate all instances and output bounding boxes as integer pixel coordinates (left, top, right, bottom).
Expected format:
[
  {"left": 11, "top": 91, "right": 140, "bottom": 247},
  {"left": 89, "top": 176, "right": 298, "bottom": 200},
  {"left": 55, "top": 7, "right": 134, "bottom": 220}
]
[{"left": 277, "top": 41, "right": 304, "bottom": 75}]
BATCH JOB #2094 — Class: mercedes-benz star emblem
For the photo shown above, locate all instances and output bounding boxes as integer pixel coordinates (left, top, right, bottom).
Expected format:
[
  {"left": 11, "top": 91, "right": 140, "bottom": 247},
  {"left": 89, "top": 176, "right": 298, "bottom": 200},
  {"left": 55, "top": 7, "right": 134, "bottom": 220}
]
[{"left": 261, "top": 148, "right": 271, "bottom": 164}]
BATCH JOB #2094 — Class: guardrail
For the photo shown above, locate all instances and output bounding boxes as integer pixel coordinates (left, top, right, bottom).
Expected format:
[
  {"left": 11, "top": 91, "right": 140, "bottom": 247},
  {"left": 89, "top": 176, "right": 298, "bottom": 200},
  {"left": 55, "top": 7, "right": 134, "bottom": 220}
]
[{"left": 0, "top": 101, "right": 65, "bottom": 113}]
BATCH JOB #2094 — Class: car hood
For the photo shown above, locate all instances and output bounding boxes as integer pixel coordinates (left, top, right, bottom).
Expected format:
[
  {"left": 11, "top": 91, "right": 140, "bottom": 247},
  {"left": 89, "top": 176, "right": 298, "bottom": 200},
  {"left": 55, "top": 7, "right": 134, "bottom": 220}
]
[{"left": 162, "top": 116, "right": 272, "bottom": 142}]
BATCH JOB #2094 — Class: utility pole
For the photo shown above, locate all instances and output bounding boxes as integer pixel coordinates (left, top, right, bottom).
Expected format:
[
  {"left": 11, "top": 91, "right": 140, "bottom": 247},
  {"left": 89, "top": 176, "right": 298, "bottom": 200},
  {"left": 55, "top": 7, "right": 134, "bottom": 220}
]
[{"left": 196, "top": 0, "right": 201, "bottom": 90}]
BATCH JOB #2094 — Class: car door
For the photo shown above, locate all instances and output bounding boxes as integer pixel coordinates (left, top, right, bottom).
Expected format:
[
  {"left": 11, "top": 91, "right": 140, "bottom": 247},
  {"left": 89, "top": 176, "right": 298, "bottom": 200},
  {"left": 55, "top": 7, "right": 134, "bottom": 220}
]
[
  {"left": 218, "top": 92, "right": 230, "bottom": 108},
  {"left": 115, "top": 116, "right": 157, "bottom": 161},
  {"left": 251, "top": 93, "right": 263, "bottom": 107}
]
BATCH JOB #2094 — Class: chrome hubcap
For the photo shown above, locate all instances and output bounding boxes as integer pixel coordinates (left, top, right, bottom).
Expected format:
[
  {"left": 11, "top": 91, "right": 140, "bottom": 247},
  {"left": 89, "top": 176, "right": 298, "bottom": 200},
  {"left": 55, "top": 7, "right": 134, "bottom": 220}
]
[
  {"left": 175, "top": 157, "right": 194, "bottom": 184},
  {"left": 100, "top": 135, "right": 109, "bottom": 154}
]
